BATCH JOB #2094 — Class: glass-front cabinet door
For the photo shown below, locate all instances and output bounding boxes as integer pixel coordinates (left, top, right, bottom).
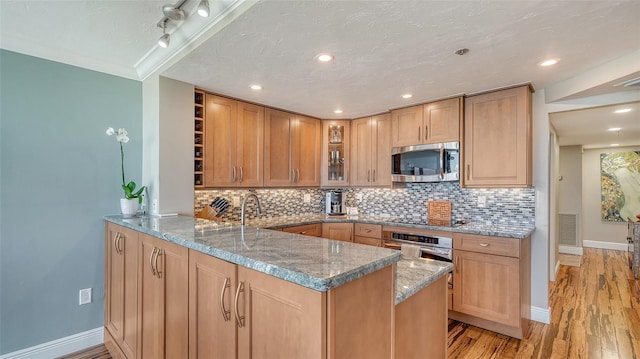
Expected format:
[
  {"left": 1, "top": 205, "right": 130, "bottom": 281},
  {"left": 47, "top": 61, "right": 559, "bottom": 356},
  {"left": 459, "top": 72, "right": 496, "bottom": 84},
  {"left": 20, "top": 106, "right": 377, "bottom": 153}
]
[{"left": 321, "top": 120, "right": 350, "bottom": 187}]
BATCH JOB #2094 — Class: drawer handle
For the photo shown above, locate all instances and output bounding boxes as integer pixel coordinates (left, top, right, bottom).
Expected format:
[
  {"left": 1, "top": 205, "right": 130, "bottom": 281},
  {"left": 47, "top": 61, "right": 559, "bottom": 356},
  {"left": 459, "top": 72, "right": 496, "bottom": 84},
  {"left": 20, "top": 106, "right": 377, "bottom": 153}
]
[
  {"left": 220, "top": 277, "right": 231, "bottom": 322},
  {"left": 365, "top": 229, "right": 372, "bottom": 233},
  {"left": 234, "top": 282, "right": 245, "bottom": 328},
  {"left": 479, "top": 243, "right": 490, "bottom": 247},
  {"left": 150, "top": 247, "right": 158, "bottom": 277},
  {"left": 300, "top": 231, "right": 307, "bottom": 234}
]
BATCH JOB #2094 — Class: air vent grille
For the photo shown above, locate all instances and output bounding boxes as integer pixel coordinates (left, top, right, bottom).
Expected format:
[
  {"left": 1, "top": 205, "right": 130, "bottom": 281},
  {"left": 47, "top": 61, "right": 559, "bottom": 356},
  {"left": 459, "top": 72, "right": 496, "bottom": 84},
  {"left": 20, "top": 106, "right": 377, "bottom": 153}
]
[{"left": 559, "top": 213, "right": 578, "bottom": 246}]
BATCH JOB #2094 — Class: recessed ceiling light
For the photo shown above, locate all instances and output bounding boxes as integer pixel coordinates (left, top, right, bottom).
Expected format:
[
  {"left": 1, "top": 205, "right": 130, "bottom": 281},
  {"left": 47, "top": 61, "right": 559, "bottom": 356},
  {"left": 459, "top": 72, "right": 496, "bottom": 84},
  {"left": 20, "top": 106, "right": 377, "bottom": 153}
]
[
  {"left": 614, "top": 108, "right": 632, "bottom": 114},
  {"left": 610, "top": 144, "right": 620, "bottom": 147},
  {"left": 317, "top": 53, "right": 334, "bottom": 62},
  {"left": 402, "top": 94, "right": 413, "bottom": 99},
  {"left": 539, "top": 59, "right": 559, "bottom": 67},
  {"left": 249, "top": 84, "right": 263, "bottom": 90},
  {"left": 607, "top": 127, "right": 621, "bottom": 132},
  {"left": 333, "top": 109, "right": 343, "bottom": 114}
]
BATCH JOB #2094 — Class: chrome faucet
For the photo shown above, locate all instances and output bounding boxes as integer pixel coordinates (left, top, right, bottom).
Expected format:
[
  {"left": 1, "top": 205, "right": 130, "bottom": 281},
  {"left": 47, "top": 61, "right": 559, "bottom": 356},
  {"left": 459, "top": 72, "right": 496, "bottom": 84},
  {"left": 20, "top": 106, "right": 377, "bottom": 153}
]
[{"left": 241, "top": 193, "right": 262, "bottom": 225}]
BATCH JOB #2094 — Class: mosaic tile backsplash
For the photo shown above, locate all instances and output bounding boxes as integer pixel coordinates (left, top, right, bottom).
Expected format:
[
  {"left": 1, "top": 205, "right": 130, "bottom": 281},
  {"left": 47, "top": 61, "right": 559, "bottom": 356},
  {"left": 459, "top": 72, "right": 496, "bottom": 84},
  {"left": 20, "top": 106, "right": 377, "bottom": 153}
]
[{"left": 195, "top": 182, "right": 535, "bottom": 226}]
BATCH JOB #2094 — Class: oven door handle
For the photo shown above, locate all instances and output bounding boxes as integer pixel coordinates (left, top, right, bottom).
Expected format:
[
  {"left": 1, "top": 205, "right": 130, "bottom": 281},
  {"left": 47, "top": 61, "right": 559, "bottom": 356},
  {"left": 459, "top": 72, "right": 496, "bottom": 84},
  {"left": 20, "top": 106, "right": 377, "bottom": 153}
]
[{"left": 420, "top": 247, "right": 453, "bottom": 261}]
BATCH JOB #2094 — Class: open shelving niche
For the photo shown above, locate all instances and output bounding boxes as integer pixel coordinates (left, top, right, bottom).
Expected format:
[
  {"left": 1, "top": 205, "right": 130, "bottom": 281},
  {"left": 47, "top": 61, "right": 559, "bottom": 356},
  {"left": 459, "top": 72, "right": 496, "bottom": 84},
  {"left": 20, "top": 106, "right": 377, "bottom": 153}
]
[{"left": 194, "top": 89, "right": 205, "bottom": 188}]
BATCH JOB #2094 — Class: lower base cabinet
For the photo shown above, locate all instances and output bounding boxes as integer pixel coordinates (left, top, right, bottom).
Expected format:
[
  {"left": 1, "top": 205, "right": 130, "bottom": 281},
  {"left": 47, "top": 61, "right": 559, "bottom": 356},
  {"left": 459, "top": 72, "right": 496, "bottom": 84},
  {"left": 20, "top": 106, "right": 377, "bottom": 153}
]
[
  {"left": 395, "top": 276, "right": 447, "bottom": 359},
  {"left": 322, "top": 223, "right": 353, "bottom": 242}
]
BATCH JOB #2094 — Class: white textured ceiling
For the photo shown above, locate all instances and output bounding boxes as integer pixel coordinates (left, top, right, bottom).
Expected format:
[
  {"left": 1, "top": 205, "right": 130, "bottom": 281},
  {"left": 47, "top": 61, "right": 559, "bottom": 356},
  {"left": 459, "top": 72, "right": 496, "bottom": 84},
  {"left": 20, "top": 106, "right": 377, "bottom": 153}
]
[{"left": 1, "top": 0, "right": 639, "bottom": 148}]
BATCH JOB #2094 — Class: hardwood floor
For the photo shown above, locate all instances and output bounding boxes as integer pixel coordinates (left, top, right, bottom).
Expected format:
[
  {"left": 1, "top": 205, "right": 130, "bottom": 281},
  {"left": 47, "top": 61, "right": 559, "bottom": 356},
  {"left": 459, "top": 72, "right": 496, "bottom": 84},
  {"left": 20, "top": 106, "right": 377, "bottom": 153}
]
[
  {"left": 448, "top": 248, "right": 640, "bottom": 358},
  {"left": 60, "top": 248, "right": 639, "bottom": 359}
]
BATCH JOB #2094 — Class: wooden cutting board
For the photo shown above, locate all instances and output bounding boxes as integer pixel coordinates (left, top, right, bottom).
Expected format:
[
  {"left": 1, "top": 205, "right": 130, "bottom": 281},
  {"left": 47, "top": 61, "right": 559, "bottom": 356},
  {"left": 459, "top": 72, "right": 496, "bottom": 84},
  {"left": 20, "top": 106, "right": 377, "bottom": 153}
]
[{"left": 427, "top": 201, "right": 452, "bottom": 226}]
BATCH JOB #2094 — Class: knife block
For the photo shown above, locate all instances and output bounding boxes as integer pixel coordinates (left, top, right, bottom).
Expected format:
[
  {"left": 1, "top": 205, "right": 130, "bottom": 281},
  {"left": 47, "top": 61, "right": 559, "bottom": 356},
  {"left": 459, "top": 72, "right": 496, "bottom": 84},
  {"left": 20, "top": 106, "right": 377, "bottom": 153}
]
[{"left": 195, "top": 206, "right": 224, "bottom": 221}]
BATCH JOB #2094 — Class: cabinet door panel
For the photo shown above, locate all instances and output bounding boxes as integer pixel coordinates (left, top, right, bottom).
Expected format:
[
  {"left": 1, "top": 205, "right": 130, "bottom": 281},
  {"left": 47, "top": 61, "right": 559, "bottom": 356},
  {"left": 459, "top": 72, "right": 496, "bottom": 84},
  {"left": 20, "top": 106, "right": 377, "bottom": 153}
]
[
  {"left": 391, "top": 105, "right": 423, "bottom": 147},
  {"left": 139, "top": 236, "right": 164, "bottom": 359},
  {"left": 350, "top": 117, "right": 373, "bottom": 186},
  {"left": 322, "top": 223, "right": 353, "bottom": 242},
  {"left": 463, "top": 86, "right": 531, "bottom": 187},
  {"left": 295, "top": 116, "right": 321, "bottom": 187},
  {"left": 237, "top": 102, "right": 264, "bottom": 187},
  {"left": 161, "top": 240, "right": 189, "bottom": 359},
  {"left": 237, "top": 267, "right": 325, "bottom": 359},
  {"left": 264, "top": 109, "right": 293, "bottom": 186},
  {"left": 424, "top": 97, "right": 460, "bottom": 143},
  {"left": 373, "top": 113, "right": 392, "bottom": 186},
  {"left": 204, "top": 95, "right": 237, "bottom": 187},
  {"left": 453, "top": 250, "right": 520, "bottom": 327},
  {"left": 189, "top": 250, "right": 237, "bottom": 359}
]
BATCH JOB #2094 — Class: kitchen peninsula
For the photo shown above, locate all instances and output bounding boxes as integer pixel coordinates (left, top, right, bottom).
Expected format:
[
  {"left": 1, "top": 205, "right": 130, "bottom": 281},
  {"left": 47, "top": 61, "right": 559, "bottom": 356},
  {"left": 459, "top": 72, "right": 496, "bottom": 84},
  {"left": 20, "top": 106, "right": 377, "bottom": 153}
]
[{"left": 103, "top": 214, "right": 454, "bottom": 359}]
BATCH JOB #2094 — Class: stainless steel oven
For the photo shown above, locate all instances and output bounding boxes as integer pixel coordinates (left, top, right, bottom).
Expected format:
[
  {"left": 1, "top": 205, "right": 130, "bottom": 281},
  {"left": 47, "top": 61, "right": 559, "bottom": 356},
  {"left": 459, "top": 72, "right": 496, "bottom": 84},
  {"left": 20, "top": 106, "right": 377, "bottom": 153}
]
[{"left": 382, "top": 230, "right": 453, "bottom": 289}]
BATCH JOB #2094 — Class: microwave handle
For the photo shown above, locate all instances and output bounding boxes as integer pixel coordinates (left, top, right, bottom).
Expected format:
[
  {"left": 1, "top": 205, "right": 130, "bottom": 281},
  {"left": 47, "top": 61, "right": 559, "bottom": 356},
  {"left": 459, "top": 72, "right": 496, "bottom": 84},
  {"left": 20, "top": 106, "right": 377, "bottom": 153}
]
[{"left": 439, "top": 147, "right": 445, "bottom": 180}]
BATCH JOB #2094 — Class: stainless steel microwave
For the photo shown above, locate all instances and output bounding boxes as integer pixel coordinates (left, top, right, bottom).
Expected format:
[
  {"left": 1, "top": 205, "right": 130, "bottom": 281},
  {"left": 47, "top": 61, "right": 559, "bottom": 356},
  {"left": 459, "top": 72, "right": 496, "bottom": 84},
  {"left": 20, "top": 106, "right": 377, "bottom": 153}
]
[{"left": 391, "top": 142, "right": 459, "bottom": 183}]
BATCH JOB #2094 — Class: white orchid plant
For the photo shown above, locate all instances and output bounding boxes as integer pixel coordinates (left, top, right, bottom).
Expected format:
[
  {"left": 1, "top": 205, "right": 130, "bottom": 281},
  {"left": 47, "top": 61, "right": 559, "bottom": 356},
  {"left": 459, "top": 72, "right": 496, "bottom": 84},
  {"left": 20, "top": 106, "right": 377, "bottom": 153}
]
[{"left": 106, "top": 127, "right": 146, "bottom": 204}]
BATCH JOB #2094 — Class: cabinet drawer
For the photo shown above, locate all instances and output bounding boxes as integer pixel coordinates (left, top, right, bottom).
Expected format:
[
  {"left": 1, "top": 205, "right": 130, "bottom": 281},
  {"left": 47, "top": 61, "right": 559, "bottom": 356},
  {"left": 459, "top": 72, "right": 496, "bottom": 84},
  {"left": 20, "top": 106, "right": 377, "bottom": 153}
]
[
  {"left": 354, "top": 223, "right": 382, "bottom": 238},
  {"left": 354, "top": 236, "right": 382, "bottom": 247},
  {"left": 454, "top": 234, "right": 520, "bottom": 258},
  {"left": 282, "top": 223, "right": 322, "bottom": 237}
]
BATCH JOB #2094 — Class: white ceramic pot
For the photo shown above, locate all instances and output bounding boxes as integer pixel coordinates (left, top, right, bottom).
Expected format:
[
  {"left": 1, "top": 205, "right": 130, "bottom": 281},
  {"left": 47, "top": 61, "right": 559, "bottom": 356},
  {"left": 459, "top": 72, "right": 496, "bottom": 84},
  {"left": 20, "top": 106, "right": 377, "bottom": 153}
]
[{"left": 120, "top": 198, "right": 139, "bottom": 218}]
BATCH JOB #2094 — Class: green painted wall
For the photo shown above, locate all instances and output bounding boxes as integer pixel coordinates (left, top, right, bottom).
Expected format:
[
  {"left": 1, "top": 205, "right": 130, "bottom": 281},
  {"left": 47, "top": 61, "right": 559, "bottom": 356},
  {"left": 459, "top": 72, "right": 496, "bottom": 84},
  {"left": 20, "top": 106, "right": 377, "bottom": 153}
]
[{"left": 0, "top": 50, "right": 142, "bottom": 354}]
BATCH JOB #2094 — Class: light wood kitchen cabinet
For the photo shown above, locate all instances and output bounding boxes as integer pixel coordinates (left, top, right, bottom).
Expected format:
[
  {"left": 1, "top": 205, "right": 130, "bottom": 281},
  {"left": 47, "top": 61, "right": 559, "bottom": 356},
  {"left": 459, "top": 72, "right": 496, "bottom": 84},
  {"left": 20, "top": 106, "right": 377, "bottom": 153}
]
[
  {"left": 104, "top": 223, "right": 138, "bottom": 359},
  {"left": 322, "top": 222, "right": 353, "bottom": 242},
  {"left": 463, "top": 85, "right": 532, "bottom": 187},
  {"left": 138, "top": 233, "right": 189, "bottom": 359},
  {"left": 450, "top": 234, "right": 531, "bottom": 339},
  {"left": 321, "top": 120, "right": 350, "bottom": 187},
  {"left": 351, "top": 113, "right": 392, "bottom": 186},
  {"left": 203, "top": 94, "right": 264, "bottom": 188},
  {"left": 391, "top": 97, "right": 461, "bottom": 147},
  {"left": 353, "top": 223, "right": 382, "bottom": 247},
  {"left": 265, "top": 109, "right": 321, "bottom": 187},
  {"left": 189, "top": 250, "right": 237, "bottom": 359},
  {"left": 281, "top": 223, "right": 323, "bottom": 237}
]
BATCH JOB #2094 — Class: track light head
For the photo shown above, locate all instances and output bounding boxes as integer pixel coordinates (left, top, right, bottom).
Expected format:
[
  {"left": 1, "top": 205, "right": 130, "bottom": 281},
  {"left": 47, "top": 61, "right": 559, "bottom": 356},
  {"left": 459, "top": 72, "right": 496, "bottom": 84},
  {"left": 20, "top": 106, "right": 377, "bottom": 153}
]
[
  {"left": 158, "top": 33, "right": 170, "bottom": 48},
  {"left": 162, "top": 4, "right": 185, "bottom": 21},
  {"left": 197, "top": 0, "right": 210, "bottom": 17}
]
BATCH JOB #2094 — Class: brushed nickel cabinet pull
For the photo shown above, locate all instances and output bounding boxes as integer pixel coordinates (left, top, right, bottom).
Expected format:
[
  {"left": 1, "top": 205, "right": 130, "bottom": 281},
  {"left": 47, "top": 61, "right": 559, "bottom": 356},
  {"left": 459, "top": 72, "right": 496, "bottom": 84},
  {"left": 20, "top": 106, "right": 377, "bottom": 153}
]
[
  {"left": 220, "top": 277, "right": 231, "bottom": 322},
  {"left": 466, "top": 164, "right": 470, "bottom": 181},
  {"left": 301, "top": 231, "right": 307, "bottom": 235},
  {"left": 373, "top": 169, "right": 376, "bottom": 182},
  {"left": 155, "top": 249, "right": 163, "bottom": 278},
  {"left": 296, "top": 169, "right": 300, "bottom": 183},
  {"left": 150, "top": 247, "right": 158, "bottom": 277},
  {"left": 479, "top": 243, "right": 490, "bottom": 247},
  {"left": 234, "top": 282, "right": 245, "bottom": 328},
  {"left": 117, "top": 234, "right": 124, "bottom": 255},
  {"left": 455, "top": 256, "right": 459, "bottom": 273},
  {"left": 232, "top": 166, "right": 237, "bottom": 182},
  {"left": 114, "top": 233, "right": 121, "bottom": 255},
  {"left": 239, "top": 166, "right": 244, "bottom": 183},
  {"left": 418, "top": 126, "right": 421, "bottom": 141},
  {"left": 290, "top": 169, "right": 294, "bottom": 183},
  {"left": 425, "top": 125, "right": 428, "bottom": 141}
]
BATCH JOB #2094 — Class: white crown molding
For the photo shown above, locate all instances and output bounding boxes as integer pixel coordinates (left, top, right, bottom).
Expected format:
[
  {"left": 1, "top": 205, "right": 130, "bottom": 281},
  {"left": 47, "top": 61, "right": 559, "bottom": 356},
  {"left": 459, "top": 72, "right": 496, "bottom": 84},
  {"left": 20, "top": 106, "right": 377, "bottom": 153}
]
[
  {"left": 0, "top": 35, "right": 138, "bottom": 80},
  {"left": 135, "top": 0, "right": 258, "bottom": 81},
  {"left": 0, "top": 327, "right": 103, "bottom": 359}
]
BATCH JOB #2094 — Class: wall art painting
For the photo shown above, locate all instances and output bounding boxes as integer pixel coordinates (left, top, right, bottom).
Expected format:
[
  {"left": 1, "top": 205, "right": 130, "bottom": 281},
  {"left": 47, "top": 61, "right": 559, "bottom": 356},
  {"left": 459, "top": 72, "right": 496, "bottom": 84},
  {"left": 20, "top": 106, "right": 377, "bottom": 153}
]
[{"left": 601, "top": 151, "right": 640, "bottom": 222}]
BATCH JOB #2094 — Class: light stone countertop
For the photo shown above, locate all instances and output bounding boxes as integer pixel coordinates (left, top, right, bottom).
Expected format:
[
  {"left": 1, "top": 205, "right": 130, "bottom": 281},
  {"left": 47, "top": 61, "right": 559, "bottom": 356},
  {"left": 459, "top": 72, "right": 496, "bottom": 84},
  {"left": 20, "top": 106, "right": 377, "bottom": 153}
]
[
  {"left": 105, "top": 215, "right": 401, "bottom": 292},
  {"left": 246, "top": 213, "right": 535, "bottom": 239},
  {"left": 395, "top": 257, "right": 453, "bottom": 305}
]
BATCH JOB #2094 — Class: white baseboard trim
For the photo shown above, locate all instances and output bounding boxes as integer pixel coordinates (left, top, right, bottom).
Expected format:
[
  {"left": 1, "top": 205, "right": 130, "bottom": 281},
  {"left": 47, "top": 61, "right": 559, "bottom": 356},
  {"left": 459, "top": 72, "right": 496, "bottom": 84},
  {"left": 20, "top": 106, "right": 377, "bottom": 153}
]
[
  {"left": 531, "top": 306, "right": 550, "bottom": 324},
  {"left": 583, "top": 240, "right": 628, "bottom": 251},
  {"left": 0, "top": 327, "right": 103, "bottom": 359},
  {"left": 554, "top": 260, "right": 560, "bottom": 278},
  {"left": 559, "top": 245, "right": 584, "bottom": 255}
]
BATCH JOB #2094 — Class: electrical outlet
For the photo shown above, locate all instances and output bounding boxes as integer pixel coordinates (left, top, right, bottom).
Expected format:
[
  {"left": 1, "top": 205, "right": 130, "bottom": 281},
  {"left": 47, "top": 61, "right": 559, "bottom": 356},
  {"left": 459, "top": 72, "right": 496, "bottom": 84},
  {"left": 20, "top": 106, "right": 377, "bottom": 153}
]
[
  {"left": 79, "top": 288, "right": 92, "bottom": 305},
  {"left": 152, "top": 199, "right": 158, "bottom": 214},
  {"left": 356, "top": 193, "right": 363, "bottom": 201},
  {"left": 477, "top": 196, "right": 486, "bottom": 208},
  {"left": 233, "top": 197, "right": 240, "bottom": 207},
  {"left": 303, "top": 194, "right": 311, "bottom": 203}
]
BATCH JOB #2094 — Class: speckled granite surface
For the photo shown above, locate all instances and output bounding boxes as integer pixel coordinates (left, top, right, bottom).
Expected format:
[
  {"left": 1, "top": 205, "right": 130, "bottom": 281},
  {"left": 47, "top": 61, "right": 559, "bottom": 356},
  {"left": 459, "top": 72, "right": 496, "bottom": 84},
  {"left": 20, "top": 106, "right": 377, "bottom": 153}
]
[
  {"left": 395, "top": 257, "right": 453, "bottom": 305},
  {"left": 247, "top": 214, "right": 535, "bottom": 239},
  {"left": 104, "top": 215, "right": 401, "bottom": 292}
]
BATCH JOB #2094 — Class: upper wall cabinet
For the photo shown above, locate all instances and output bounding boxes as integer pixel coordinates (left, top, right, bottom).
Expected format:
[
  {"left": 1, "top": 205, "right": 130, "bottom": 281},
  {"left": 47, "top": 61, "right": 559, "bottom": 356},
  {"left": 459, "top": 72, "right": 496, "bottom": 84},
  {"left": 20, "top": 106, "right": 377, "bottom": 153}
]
[
  {"left": 265, "top": 109, "right": 321, "bottom": 187},
  {"left": 203, "top": 94, "right": 264, "bottom": 188},
  {"left": 391, "top": 97, "right": 462, "bottom": 147},
  {"left": 462, "top": 85, "right": 532, "bottom": 188},
  {"left": 351, "top": 113, "right": 392, "bottom": 186},
  {"left": 321, "top": 120, "right": 351, "bottom": 187}
]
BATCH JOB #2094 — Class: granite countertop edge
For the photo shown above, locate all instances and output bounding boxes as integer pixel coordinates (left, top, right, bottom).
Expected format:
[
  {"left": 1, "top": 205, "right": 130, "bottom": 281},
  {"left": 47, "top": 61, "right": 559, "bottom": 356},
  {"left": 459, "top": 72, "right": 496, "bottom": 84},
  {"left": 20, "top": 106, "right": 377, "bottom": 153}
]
[{"left": 395, "top": 259, "right": 454, "bottom": 305}]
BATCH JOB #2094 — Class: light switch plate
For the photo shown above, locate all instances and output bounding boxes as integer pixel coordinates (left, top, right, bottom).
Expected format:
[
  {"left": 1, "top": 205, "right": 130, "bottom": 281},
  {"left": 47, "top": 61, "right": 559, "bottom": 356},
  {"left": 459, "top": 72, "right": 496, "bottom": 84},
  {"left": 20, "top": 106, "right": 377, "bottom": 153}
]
[
  {"left": 477, "top": 196, "right": 486, "bottom": 208},
  {"left": 303, "top": 194, "right": 311, "bottom": 203}
]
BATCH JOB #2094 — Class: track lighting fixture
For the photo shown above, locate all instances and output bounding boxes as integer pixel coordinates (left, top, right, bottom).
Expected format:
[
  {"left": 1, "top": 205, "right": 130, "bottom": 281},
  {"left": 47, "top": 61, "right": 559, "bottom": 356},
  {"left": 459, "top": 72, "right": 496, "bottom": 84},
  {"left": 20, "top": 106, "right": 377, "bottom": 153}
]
[
  {"left": 197, "top": 0, "right": 210, "bottom": 17},
  {"left": 158, "top": 21, "right": 170, "bottom": 48},
  {"left": 162, "top": 4, "right": 185, "bottom": 21}
]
